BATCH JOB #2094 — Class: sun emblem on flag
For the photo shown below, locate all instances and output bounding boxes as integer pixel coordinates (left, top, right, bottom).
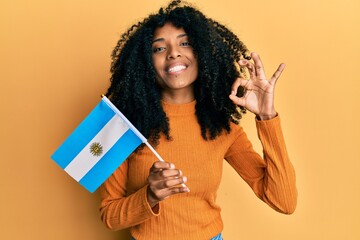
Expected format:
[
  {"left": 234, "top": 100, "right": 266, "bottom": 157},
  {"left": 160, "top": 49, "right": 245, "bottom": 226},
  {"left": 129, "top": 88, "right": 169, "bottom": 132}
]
[{"left": 90, "top": 142, "right": 103, "bottom": 157}]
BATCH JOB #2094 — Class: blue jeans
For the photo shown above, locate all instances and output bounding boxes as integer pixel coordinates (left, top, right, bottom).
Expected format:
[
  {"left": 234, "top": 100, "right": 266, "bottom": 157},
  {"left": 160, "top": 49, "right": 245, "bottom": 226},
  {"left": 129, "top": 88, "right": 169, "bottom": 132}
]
[{"left": 131, "top": 233, "right": 222, "bottom": 240}]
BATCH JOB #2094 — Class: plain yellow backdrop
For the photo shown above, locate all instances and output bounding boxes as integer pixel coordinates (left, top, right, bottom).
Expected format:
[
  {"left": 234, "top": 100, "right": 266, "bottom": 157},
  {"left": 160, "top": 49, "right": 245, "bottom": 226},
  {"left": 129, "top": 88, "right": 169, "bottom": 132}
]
[{"left": 1, "top": 0, "right": 359, "bottom": 239}]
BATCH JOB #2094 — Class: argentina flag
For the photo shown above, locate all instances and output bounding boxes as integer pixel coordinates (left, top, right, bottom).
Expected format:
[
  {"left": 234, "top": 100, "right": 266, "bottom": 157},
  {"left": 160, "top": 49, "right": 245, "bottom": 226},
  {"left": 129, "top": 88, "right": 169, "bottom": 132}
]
[{"left": 51, "top": 96, "right": 146, "bottom": 193}]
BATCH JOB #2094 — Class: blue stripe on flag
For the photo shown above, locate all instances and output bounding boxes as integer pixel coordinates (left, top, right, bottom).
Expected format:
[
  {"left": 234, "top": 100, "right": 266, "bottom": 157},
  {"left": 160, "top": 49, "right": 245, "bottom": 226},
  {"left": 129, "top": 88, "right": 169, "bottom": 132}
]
[
  {"left": 79, "top": 129, "right": 142, "bottom": 192},
  {"left": 51, "top": 100, "right": 115, "bottom": 169}
]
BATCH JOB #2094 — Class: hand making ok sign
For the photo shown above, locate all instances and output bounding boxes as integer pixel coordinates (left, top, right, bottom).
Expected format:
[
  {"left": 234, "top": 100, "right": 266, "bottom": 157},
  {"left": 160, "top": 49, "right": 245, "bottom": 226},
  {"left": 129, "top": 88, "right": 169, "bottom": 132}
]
[{"left": 229, "top": 52, "right": 285, "bottom": 120}]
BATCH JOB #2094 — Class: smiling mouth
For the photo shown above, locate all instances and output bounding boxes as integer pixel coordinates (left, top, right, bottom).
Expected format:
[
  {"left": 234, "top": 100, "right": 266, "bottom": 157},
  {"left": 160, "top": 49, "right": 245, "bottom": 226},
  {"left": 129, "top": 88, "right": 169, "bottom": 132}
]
[{"left": 167, "top": 65, "right": 187, "bottom": 74}]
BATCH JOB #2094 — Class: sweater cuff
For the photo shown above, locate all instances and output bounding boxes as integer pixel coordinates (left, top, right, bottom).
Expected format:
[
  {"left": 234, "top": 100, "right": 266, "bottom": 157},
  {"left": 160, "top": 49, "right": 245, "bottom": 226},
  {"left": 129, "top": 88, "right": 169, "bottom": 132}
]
[
  {"left": 255, "top": 113, "right": 280, "bottom": 126},
  {"left": 255, "top": 114, "right": 283, "bottom": 143},
  {"left": 139, "top": 185, "right": 161, "bottom": 217}
]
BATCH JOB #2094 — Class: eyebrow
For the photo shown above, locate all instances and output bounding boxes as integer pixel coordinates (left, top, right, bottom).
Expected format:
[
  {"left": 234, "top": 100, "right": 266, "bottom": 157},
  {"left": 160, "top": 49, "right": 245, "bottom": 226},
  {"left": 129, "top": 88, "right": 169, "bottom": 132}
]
[{"left": 152, "top": 33, "right": 188, "bottom": 44}]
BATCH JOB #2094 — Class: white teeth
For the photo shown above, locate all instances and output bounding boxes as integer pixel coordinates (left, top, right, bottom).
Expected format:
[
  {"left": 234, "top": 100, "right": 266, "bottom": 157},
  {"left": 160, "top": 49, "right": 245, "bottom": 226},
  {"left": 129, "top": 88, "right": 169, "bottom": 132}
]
[{"left": 168, "top": 65, "right": 186, "bottom": 73}]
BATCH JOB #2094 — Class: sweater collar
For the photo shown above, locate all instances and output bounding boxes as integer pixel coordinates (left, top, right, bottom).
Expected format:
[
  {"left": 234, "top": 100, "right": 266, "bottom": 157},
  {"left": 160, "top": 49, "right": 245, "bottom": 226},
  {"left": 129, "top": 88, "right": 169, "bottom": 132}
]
[{"left": 161, "top": 100, "right": 196, "bottom": 116}]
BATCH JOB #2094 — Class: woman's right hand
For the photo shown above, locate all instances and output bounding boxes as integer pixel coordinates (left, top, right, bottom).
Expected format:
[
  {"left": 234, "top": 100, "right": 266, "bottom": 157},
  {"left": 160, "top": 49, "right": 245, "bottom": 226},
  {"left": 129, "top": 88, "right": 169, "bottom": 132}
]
[{"left": 147, "top": 161, "right": 190, "bottom": 208}]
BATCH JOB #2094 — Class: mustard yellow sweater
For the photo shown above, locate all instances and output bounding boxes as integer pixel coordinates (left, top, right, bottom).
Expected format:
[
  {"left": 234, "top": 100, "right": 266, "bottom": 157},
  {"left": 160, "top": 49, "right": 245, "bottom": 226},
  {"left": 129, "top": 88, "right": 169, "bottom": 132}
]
[{"left": 100, "top": 100, "right": 297, "bottom": 240}]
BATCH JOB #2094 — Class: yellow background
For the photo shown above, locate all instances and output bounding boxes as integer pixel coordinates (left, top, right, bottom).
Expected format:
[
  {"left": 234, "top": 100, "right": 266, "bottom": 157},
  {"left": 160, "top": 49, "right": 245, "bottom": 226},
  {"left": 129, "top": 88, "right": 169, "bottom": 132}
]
[{"left": 1, "top": 0, "right": 359, "bottom": 239}]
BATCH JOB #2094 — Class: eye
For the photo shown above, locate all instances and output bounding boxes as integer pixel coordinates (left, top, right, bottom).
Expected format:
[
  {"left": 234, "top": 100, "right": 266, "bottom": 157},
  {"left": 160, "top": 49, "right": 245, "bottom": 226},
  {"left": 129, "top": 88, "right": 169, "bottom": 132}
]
[
  {"left": 153, "top": 47, "right": 166, "bottom": 53},
  {"left": 180, "top": 41, "right": 191, "bottom": 47}
]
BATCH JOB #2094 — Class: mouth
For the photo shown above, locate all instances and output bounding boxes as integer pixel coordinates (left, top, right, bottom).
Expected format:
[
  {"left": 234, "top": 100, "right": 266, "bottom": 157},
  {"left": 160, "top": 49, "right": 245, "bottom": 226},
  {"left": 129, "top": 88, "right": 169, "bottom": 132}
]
[{"left": 166, "top": 64, "right": 187, "bottom": 74}]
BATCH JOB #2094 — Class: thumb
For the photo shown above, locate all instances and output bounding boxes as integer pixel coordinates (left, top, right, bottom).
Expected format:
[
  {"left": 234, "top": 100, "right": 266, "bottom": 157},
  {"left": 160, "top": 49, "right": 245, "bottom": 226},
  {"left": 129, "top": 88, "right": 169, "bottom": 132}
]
[{"left": 229, "top": 93, "right": 246, "bottom": 107}]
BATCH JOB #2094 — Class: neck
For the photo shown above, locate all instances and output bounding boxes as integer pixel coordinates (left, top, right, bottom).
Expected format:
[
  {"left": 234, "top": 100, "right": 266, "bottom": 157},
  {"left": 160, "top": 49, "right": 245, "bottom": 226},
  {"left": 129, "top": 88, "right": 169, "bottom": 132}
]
[{"left": 161, "top": 88, "right": 195, "bottom": 104}]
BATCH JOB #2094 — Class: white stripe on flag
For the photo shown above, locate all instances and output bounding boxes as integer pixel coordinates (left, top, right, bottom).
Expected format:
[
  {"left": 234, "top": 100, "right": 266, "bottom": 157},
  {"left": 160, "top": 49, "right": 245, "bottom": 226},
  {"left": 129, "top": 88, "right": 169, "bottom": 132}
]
[{"left": 64, "top": 114, "right": 129, "bottom": 181}]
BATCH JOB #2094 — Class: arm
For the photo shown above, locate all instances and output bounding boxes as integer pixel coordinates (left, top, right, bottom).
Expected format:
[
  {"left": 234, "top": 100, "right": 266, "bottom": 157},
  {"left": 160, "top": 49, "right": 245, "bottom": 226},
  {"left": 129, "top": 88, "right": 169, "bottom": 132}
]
[
  {"left": 99, "top": 159, "right": 189, "bottom": 230},
  {"left": 228, "top": 52, "right": 297, "bottom": 213},
  {"left": 99, "top": 159, "right": 159, "bottom": 230},
  {"left": 225, "top": 116, "right": 297, "bottom": 214}
]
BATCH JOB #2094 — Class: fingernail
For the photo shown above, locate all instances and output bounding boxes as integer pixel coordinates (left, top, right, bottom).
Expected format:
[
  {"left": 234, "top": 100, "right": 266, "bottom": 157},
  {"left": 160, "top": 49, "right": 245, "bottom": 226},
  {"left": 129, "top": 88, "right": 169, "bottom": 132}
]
[
  {"left": 170, "top": 163, "right": 175, "bottom": 169},
  {"left": 182, "top": 186, "right": 190, "bottom": 192},
  {"left": 182, "top": 176, "right": 187, "bottom": 182},
  {"left": 240, "top": 60, "right": 247, "bottom": 65}
]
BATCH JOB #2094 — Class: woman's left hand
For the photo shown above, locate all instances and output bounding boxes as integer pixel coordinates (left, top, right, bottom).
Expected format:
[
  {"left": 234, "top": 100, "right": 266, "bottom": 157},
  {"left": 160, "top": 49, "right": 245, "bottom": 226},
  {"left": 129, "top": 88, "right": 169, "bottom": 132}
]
[{"left": 229, "top": 52, "right": 285, "bottom": 120}]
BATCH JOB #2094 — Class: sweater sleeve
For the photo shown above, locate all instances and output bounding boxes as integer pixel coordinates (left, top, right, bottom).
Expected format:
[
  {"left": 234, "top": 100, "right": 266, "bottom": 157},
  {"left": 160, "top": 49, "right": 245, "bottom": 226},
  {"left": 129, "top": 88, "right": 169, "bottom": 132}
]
[
  {"left": 225, "top": 115, "right": 297, "bottom": 214},
  {"left": 99, "top": 159, "right": 160, "bottom": 230}
]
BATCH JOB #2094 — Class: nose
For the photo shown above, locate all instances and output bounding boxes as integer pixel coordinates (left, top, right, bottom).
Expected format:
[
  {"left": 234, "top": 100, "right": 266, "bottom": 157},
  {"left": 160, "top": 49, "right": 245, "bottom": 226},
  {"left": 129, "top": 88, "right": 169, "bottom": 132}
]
[{"left": 167, "top": 46, "right": 181, "bottom": 59}]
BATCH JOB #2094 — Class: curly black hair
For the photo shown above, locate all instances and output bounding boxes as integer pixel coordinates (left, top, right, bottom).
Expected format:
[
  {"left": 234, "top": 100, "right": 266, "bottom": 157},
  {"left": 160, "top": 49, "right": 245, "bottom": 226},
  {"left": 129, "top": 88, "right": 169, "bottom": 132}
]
[{"left": 106, "top": 0, "right": 251, "bottom": 146}]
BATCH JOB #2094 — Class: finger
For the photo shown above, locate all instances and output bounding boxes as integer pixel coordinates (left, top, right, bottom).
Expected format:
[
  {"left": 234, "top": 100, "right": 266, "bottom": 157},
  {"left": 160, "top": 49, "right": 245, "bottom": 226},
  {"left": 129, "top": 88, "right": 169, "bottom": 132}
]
[
  {"left": 149, "top": 177, "right": 189, "bottom": 201},
  {"left": 148, "top": 169, "right": 181, "bottom": 183},
  {"left": 160, "top": 169, "right": 182, "bottom": 178},
  {"left": 229, "top": 93, "right": 246, "bottom": 107},
  {"left": 166, "top": 185, "right": 190, "bottom": 195},
  {"left": 156, "top": 186, "right": 190, "bottom": 201},
  {"left": 162, "top": 181, "right": 190, "bottom": 197},
  {"left": 161, "top": 176, "right": 187, "bottom": 189},
  {"left": 230, "top": 78, "right": 248, "bottom": 95},
  {"left": 150, "top": 161, "right": 175, "bottom": 173},
  {"left": 230, "top": 78, "right": 241, "bottom": 95},
  {"left": 270, "top": 63, "right": 285, "bottom": 85},
  {"left": 251, "top": 52, "right": 266, "bottom": 80},
  {"left": 238, "top": 60, "right": 255, "bottom": 79}
]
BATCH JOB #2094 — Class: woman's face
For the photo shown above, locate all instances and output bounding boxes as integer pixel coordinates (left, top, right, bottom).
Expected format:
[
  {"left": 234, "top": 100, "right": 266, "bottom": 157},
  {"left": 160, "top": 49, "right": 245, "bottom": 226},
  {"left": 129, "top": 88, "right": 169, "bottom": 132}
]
[{"left": 152, "top": 23, "right": 198, "bottom": 100}]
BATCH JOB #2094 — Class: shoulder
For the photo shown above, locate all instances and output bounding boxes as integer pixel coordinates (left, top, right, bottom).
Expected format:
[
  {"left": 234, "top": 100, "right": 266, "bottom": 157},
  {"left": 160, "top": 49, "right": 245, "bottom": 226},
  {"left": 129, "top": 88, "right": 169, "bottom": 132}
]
[
  {"left": 219, "top": 121, "right": 248, "bottom": 145},
  {"left": 229, "top": 121, "right": 245, "bottom": 136}
]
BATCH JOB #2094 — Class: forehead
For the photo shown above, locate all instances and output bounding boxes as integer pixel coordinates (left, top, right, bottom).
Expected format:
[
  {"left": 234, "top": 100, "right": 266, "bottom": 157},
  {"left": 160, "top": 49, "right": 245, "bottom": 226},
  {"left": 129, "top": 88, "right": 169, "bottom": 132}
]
[{"left": 153, "top": 22, "right": 187, "bottom": 40}]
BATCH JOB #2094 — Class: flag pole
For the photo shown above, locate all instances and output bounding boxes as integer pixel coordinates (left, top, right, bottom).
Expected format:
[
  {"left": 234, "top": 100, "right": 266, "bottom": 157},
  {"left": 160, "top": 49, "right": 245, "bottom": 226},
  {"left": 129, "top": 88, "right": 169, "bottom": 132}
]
[
  {"left": 101, "top": 95, "right": 187, "bottom": 188},
  {"left": 101, "top": 95, "right": 165, "bottom": 161},
  {"left": 144, "top": 142, "right": 165, "bottom": 161}
]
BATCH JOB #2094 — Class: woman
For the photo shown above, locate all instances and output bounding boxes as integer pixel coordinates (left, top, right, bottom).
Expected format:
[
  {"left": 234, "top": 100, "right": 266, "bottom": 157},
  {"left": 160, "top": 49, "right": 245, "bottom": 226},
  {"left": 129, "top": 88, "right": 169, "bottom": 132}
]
[{"left": 100, "top": 1, "right": 297, "bottom": 239}]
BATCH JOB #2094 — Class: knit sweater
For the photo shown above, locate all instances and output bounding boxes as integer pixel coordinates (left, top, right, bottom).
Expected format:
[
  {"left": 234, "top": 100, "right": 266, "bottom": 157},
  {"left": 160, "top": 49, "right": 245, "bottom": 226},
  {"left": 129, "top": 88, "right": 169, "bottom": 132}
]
[{"left": 100, "top": 100, "right": 297, "bottom": 240}]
